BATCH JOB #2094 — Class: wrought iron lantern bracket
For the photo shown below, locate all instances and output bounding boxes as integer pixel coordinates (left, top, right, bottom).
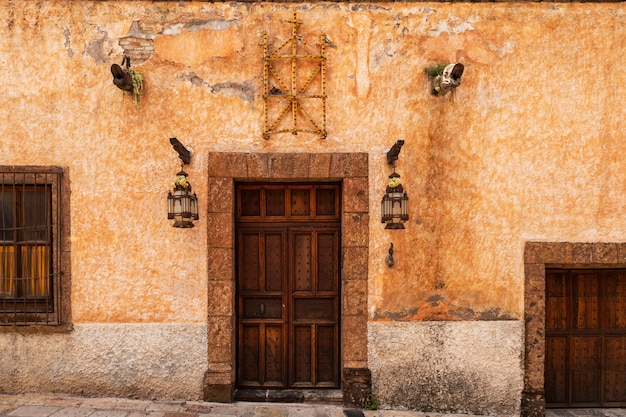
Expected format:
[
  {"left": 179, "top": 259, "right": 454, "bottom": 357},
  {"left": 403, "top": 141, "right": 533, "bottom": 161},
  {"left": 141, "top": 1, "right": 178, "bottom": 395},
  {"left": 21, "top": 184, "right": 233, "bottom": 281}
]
[
  {"left": 381, "top": 140, "right": 409, "bottom": 229},
  {"left": 167, "top": 138, "right": 198, "bottom": 228}
]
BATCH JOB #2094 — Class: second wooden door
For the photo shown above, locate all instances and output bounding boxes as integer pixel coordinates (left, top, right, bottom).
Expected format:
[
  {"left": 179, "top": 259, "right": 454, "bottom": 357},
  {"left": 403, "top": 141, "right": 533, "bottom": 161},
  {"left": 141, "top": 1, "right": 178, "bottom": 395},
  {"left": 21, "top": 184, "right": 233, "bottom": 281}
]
[{"left": 545, "top": 269, "right": 626, "bottom": 407}]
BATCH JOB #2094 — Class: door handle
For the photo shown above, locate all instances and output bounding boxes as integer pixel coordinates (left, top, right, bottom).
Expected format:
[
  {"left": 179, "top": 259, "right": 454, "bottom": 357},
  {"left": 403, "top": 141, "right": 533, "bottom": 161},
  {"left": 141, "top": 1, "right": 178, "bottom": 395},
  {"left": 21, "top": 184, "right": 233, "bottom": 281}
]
[{"left": 259, "top": 302, "right": 265, "bottom": 315}]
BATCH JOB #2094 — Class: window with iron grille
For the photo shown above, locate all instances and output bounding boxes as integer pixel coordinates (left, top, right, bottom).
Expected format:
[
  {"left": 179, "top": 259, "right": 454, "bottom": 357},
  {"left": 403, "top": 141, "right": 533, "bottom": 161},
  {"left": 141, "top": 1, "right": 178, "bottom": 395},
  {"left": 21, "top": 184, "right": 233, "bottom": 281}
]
[{"left": 0, "top": 167, "right": 69, "bottom": 326}]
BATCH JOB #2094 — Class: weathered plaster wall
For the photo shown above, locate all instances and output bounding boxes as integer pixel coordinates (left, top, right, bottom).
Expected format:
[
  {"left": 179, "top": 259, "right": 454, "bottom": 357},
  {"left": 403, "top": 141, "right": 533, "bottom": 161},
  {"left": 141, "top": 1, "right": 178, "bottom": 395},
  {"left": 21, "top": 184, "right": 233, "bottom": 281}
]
[
  {"left": 0, "top": 0, "right": 625, "bottom": 408},
  {"left": 1, "top": 0, "right": 625, "bottom": 323},
  {"left": 369, "top": 321, "right": 523, "bottom": 415},
  {"left": 0, "top": 324, "right": 207, "bottom": 399}
]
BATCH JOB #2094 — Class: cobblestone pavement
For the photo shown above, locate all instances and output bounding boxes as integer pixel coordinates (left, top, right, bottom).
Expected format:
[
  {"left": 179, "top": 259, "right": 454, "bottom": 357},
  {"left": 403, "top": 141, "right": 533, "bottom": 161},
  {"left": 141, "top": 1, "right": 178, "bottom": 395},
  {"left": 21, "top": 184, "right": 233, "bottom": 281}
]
[
  {"left": 547, "top": 410, "right": 626, "bottom": 417},
  {"left": 1, "top": 394, "right": 624, "bottom": 417},
  {"left": 0, "top": 394, "right": 510, "bottom": 417}
]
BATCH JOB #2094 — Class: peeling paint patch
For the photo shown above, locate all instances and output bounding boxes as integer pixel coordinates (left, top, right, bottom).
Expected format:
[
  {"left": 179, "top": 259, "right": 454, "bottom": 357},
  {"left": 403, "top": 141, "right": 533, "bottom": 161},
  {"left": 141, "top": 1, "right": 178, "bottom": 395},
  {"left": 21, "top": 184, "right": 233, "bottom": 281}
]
[
  {"left": 430, "top": 20, "right": 475, "bottom": 36},
  {"left": 63, "top": 26, "right": 74, "bottom": 57},
  {"left": 373, "top": 296, "right": 515, "bottom": 321},
  {"left": 180, "top": 72, "right": 255, "bottom": 103},
  {"left": 154, "top": 27, "right": 243, "bottom": 63},
  {"left": 212, "top": 82, "right": 255, "bottom": 103},
  {"left": 118, "top": 22, "right": 155, "bottom": 65},
  {"left": 127, "top": 21, "right": 155, "bottom": 40},
  {"left": 162, "top": 19, "right": 238, "bottom": 36},
  {"left": 85, "top": 29, "right": 111, "bottom": 65}
]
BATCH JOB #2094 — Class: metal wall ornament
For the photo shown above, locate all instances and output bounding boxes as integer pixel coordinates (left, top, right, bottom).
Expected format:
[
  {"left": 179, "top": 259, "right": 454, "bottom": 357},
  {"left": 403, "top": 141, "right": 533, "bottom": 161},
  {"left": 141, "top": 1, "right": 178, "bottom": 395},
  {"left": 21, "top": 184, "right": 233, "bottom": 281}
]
[
  {"left": 262, "top": 12, "right": 327, "bottom": 139},
  {"left": 167, "top": 138, "right": 199, "bottom": 228},
  {"left": 381, "top": 140, "right": 409, "bottom": 229},
  {"left": 426, "top": 62, "right": 464, "bottom": 96},
  {"left": 110, "top": 55, "right": 144, "bottom": 108}
]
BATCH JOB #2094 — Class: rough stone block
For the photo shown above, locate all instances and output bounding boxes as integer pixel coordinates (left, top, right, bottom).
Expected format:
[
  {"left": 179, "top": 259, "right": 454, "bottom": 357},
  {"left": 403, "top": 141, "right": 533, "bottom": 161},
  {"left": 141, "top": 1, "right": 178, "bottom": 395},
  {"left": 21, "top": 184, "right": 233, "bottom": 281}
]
[
  {"left": 207, "top": 177, "right": 233, "bottom": 213},
  {"left": 207, "top": 247, "right": 234, "bottom": 281},
  {"left": 268, "top": 153, "right": 311, "bottom": 178},
  {"left": 202, "top": 381, "right": 233, "bottom": 403},
  {"left": 342, "top": 280, "right": 367, "bottom": 316},
  {"left": 206, "top": 213, "right": 233, "bottom": 248},
  {"left": 207, "top": 280, "right": 234, "bottom": 317},
  {"left": 342, "top": 315, "right": 368, "bottom": 363},
  {"left": 308, "top": 154, "right": 332, "bottom": 178},
  {"left": 208, "top": 153, "right": 248, "bottom": 178},
  {"left": 592, "top": 242, "right": 619, "bottom": 263},
  {"left": 342, "top": 213, "right": 369, "bottom": 247},
  {"left": 521, "top": 389, "right": 545, "bottom": 417},
  {"left": 341, "top": 247, "right": 368, "bottom": 281},
  {"left": 343, "top": 177, "right": 369, "bottom": 213},
  {"left": 342, "top": 368, "right": 372, "bottom": 408},
  {"left": 330, "top": 154, "right": 368, "bottom": 178}
]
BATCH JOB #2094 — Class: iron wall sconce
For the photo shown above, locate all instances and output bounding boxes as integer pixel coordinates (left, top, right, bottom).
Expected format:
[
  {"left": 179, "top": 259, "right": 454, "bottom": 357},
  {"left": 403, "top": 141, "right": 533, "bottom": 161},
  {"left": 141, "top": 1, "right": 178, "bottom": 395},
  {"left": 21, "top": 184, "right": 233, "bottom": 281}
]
[
  {"left": 381, "top": 140, "right": 409, "bottom": 229},
  {"left": 167, "top": 138, "right": 198, "bottom": 228},
  {"left": 426, "top": 63, "right": 464, "bottom": 96}
]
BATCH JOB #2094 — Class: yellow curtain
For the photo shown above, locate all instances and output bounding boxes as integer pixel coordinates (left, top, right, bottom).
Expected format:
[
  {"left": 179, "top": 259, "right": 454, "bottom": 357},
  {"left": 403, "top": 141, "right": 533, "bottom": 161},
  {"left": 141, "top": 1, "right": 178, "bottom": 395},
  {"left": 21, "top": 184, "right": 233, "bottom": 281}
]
[
  {"left": 0, "top": 246, "right": 15, "bottom": 296},
  {"left": 21, "top": 246, "right": 50, "bottom": 297}
]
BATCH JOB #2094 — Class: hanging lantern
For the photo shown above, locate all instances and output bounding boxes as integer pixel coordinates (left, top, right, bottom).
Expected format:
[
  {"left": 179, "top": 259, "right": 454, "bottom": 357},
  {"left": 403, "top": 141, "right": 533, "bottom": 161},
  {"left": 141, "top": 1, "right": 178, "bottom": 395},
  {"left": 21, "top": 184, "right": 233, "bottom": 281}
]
[
  {"left": 381, "top": 172, "right": 409, "bottom": 229},
  {"left": 167, "top": 170, "right": 199, "bottom": 228}
]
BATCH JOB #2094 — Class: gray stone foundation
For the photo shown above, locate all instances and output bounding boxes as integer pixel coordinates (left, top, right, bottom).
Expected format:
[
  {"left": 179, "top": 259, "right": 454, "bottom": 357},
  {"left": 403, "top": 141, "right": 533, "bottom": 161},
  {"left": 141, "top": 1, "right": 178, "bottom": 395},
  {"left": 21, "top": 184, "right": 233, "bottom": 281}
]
[
  {"left": 0, "top": 324, "right": 207, "bottom": 400},
  {"left": 369, "top": 321, "right": 523, "bottom": 416}
]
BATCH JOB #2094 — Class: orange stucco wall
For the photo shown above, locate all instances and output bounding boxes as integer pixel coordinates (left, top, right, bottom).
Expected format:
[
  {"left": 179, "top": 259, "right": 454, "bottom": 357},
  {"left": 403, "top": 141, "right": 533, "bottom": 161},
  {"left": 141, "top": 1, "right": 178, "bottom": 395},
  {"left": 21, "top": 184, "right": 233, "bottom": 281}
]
[{"left": 1, "top": 1, "right": 625, "bottom": 324}]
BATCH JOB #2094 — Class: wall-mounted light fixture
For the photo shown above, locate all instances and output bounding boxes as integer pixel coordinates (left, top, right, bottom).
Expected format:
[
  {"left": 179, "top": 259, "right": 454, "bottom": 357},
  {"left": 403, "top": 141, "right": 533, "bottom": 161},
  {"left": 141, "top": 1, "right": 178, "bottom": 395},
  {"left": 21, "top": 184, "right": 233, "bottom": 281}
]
[
  {"left": 426, "top": 62, "right": 464, "bottom": 96},
  {"left": 167, "top": 138, "right": 198, "bottom": 228},
  {"left": 381, "top": 140, "right": 409, "bottom": 229}
]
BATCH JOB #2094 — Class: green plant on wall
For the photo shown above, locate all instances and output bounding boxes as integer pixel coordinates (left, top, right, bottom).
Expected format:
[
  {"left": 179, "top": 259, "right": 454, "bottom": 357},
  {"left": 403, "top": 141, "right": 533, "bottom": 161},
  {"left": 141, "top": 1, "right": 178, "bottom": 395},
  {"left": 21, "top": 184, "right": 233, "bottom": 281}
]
[
  {"left": 110, "top": 55, "right": 144, "bottom": 109},
  {"left": 424, "top": 63, "right": 448, "bottom": 78},
  {"left": 363, "top": 390, "right": 380, "bottom": 410},
  {"left": 129, "top": 68, "right": 143, "bottom": 109}
]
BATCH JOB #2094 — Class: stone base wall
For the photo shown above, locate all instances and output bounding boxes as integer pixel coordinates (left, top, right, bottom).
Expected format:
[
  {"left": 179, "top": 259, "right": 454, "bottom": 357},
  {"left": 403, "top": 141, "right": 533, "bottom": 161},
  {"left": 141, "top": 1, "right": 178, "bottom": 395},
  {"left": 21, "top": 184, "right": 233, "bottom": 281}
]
[
  {"left": 0, "top": 324, "right": 207, "bottom": 400},
  {"left": 369, "top": 321, "right": 523, "bottom": 416}
]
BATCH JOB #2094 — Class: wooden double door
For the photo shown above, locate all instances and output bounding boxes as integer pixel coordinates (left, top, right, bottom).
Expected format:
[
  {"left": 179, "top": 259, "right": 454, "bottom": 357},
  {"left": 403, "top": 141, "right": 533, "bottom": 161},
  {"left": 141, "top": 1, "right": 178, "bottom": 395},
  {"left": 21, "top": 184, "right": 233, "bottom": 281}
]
[
  {"left": 545, "top": 269, "right": 626, "bottom": 407},
  {"left": 235, "top": 183, "right": 341, "bottom": 389}
]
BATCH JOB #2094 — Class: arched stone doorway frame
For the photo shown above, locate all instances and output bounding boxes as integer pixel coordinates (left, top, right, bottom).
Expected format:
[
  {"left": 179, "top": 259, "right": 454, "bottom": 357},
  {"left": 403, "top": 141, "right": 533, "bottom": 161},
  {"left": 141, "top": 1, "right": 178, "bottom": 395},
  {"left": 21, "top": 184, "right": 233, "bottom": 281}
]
[
  {"left": 523, "top": 241, "right": 626, "bottom": 417},
  {"left": 203, "top": 152, "right": 370, "bottom": 404}
]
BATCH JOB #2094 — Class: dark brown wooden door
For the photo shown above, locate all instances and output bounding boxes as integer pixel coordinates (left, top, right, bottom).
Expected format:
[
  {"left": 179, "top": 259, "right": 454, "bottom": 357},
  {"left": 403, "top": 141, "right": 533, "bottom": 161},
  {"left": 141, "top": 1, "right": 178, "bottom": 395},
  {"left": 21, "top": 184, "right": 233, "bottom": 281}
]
[
  {"left": 236, "top": 183, "right": 340, "bottom": 389},
  {"left": 545, "top": 269, "right": 626, "bottom": 407}
]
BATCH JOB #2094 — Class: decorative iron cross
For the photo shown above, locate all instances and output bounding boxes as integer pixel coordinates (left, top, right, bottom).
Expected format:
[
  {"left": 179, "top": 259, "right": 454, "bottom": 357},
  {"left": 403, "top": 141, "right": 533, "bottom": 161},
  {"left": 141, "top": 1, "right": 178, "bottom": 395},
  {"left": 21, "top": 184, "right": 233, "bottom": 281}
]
[{"left": 262, "top": 12, "right": 327, "bottom": 139}]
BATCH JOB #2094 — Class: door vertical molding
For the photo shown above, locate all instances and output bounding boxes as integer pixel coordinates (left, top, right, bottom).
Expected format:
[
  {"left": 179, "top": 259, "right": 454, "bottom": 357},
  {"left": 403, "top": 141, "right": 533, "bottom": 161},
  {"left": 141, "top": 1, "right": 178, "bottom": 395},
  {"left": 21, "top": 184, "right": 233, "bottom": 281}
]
[
  {"left": 204, "top": 152, "right": 369, "bottom": 404},
  {"left": 523, "top": 242, "right": 626, "bottom": 417}
]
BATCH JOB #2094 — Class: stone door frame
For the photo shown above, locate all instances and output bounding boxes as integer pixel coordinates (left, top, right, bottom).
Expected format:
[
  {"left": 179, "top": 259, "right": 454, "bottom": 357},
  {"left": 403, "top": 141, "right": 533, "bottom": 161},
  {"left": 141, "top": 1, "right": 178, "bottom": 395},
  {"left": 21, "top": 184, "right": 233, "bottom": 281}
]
[
  {"left": 523, "top": 242, "right": 626, "bottom": 417},
  {"left": 203, "top": 152, "right": 370, "bottom": 404}
]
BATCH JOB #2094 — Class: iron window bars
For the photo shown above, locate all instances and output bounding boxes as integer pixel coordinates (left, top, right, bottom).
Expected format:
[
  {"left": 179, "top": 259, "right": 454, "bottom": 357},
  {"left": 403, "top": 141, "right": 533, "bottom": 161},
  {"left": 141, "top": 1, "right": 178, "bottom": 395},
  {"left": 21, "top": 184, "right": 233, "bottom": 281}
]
[{"left": 0, "top": 167, "right": 64, "bottom": 325}]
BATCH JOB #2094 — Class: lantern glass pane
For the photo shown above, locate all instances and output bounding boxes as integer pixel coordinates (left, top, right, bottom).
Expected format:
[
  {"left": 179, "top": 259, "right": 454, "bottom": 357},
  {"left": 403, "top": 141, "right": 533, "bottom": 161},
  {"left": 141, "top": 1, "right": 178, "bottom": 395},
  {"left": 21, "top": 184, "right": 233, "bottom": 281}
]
[
  {"left": 191, "top": 193, "right": 199, "bottom": 220},
  {"left": 402, "top": 194, "right": 409, "bottom": 217},
  {"left": 167, "top": 192, "right": 174, "bottom": 219}
]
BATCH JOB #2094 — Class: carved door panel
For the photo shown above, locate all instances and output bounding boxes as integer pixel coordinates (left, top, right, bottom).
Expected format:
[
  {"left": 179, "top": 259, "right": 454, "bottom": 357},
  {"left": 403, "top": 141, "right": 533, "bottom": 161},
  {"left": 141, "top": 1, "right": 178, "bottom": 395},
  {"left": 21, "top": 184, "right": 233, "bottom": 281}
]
[
  {"left": 545, "top": 269, "right": 626, "bottom": 407},
  {"left": 237, "top": 227, "right": 288, "bottom": 387},
  {"left": 236, "top": 183, "right": 340, "bottom": 389},
  {"left": 290, "top": 227, "right": 340, "bottom": 387}
]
